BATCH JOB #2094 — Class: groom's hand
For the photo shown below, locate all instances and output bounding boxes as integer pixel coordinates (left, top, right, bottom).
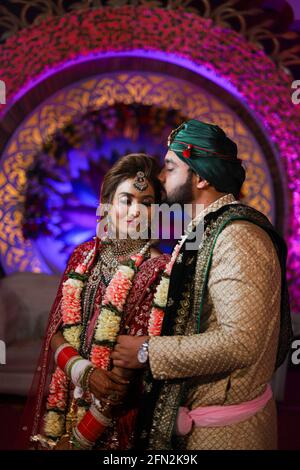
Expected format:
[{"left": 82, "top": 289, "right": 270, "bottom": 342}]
[{"left": 111, "top": 335, "right": 149, "bottom": 369}]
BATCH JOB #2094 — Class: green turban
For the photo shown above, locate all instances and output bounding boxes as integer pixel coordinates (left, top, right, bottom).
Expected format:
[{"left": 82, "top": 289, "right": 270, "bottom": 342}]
[{"left": 168, "top": 119, "right": 245, "bottom": 197}]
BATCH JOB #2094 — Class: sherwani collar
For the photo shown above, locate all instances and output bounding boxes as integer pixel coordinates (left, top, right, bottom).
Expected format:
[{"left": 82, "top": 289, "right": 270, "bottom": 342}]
[{"left": 182, "top": 193, "right": 237, "bottom": 242}]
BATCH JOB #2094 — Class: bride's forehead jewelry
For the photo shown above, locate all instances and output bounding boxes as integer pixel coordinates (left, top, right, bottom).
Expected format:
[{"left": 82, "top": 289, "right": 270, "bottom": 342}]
[{"left": 133, "top": 171, "right": 148, "bottom": 192}]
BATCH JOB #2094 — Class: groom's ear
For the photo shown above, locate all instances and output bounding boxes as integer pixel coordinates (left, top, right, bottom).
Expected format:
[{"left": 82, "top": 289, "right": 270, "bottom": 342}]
[{"left": 195, "top": 175, "right": 210, "bottom": 190}]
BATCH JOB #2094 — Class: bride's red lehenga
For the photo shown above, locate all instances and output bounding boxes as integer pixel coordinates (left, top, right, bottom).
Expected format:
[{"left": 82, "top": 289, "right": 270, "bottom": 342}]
[{"left": 17, "top": 239, "right": 169, "bottom": 450}]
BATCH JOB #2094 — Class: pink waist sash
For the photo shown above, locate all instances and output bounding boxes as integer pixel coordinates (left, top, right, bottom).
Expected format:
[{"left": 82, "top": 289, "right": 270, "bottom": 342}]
[{"left": 176, "top": 384, "right": 273, "bottom": 436}]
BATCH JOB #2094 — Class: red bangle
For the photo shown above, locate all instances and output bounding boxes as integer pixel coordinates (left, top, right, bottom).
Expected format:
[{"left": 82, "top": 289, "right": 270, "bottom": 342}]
[
  {"left": 77, "top": 410, "right": 106, "bottom": 443},
  {"left": 56, "top": 345, "right": 78, "bottom": 370}
]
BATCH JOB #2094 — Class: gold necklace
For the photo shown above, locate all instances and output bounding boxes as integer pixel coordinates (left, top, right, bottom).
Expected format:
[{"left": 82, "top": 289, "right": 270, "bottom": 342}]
[
  {"left": 100, "top": 238, "right": 150, "bottom": 279},
  {"left": 80, "top": 239, "right": 152, "bottom": 357}
]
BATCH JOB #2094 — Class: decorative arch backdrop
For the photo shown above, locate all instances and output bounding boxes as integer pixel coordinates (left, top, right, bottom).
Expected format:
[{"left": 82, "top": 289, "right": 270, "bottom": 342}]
[{"left": 0, "top": 6, "right": 299, "bottom": 311}]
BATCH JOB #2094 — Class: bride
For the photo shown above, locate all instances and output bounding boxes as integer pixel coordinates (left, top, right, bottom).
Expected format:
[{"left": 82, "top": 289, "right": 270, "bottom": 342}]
[{"left": 19, "top": 153, "right": 169, "bottom": 450}]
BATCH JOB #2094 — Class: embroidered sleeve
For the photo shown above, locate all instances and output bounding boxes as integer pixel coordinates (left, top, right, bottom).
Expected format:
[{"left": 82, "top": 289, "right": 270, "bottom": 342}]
[{"left": 149, "top": 221, "right": 281, "bottom": 380}]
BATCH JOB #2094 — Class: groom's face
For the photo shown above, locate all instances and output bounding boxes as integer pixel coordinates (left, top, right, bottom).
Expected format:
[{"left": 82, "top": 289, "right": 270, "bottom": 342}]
[{"left": 160, "top": 150, "right": 194, "bottom": 205}]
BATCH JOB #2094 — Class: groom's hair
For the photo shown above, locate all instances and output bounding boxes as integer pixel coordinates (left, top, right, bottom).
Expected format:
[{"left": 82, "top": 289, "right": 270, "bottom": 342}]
[{"left": 100, "top": 153, "right": 163, "bottom": 204}]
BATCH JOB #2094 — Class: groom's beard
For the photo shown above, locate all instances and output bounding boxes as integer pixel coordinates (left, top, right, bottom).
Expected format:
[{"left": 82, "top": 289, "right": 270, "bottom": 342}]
[{"left": 166, "top": 170, "right": 194, "bottom": 206}]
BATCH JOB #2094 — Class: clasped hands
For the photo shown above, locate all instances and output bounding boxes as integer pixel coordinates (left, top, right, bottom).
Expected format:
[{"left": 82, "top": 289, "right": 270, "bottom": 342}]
[
  {"left": 54, "top": 335, "right": 149, "bottom": 451},
  {"left": 89, "top": 335, "right": 149, "bottom": 405}
]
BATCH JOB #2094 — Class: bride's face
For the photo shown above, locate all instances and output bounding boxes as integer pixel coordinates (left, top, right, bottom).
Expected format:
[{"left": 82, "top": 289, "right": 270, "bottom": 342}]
[{"left": 109, "top": 178, "right": 155, "bottom": 239}]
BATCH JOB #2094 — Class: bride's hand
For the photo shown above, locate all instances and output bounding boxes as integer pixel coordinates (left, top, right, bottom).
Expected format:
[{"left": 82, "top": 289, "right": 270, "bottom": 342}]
[
  {"left": 111, "top": 365, "right": 136, "bottom": 381},
  {"left": 89, "top": 368, "right": 129, "bottom": 404},
  {"left": 54, "top": 435, "right": 81, "bottom": 451}
]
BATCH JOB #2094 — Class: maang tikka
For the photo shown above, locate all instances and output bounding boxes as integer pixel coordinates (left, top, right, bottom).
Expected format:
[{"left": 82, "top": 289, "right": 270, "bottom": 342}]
[{"left": 133, "top": 171, "right": 148, "bottom": 192}]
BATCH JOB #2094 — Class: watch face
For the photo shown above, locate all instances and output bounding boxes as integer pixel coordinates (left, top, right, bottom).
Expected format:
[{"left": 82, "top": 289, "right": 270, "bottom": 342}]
[{"left": 137, "top": 347, "right": 148, "bottom": 364}]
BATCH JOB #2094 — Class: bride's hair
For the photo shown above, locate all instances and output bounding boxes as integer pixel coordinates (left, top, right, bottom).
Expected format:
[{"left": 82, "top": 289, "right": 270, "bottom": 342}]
[{"left": 100, "top": 153, "right": 163, "bottom": 204}]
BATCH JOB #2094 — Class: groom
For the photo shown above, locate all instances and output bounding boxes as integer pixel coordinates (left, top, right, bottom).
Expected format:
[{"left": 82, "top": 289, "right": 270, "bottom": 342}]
[{"left": 111, "top": 119, "right": 292, "bottom": 450}]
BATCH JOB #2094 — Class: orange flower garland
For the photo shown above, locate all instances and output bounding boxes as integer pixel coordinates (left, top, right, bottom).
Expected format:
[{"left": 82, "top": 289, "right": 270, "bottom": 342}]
[{"left": 148, "top": 238, "right": 184, "bottom": 337}]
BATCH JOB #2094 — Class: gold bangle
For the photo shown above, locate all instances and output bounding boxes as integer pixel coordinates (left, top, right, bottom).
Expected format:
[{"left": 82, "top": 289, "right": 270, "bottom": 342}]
[{"left": 80, "top": 365, "right": 95, "bottom": 392}]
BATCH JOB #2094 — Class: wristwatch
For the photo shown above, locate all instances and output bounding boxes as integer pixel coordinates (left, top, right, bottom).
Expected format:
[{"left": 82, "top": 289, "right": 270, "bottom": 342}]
[{"left": 137, "top": 339, "right": 150, "bottom": 364}]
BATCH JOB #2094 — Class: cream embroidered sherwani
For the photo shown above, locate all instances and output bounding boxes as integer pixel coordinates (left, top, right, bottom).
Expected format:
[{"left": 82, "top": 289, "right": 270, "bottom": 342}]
[{"left": 149, "top": 194, "right": 281, "bottom": 450}]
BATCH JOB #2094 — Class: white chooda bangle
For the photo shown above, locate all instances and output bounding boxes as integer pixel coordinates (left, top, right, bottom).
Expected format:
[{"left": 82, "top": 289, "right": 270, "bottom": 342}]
[{"left": 70, "top": 358, "right": 94, "bottom": 387}]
